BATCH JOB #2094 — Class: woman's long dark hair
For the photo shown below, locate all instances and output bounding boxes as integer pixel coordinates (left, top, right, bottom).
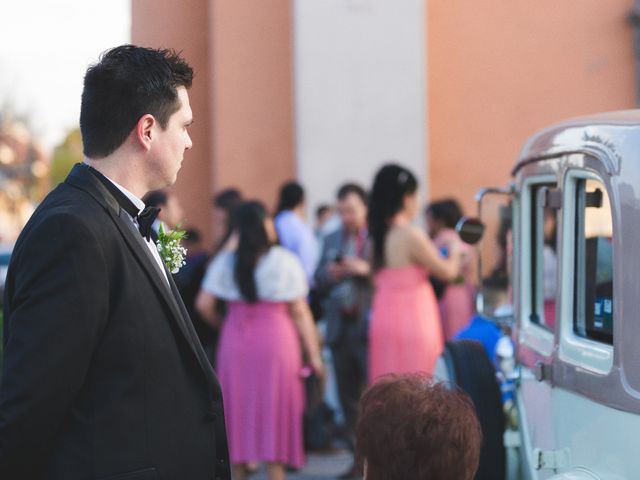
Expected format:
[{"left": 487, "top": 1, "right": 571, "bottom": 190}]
[
  {"left": 234, "top": 201, "right": 271, "bottom": 303},
  {"left": 368, "top": 164, "right": 418, "bottom": 269},
  {"left": 212, "top": 188, "right": 243, "bottom": 256}
]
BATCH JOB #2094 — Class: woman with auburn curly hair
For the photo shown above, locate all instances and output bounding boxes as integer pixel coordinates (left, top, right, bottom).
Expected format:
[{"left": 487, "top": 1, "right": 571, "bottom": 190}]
[{"left": 355, "top": 373, "right": 481, "bottom": 480}]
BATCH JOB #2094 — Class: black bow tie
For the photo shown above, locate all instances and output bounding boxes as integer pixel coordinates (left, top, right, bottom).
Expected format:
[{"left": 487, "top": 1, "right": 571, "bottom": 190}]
[
  {"left": 137, "top": 206, "right": 161, "bottom": 241},
  {"left": 84, "top": 165, "right": 160, "bottom": 241}
]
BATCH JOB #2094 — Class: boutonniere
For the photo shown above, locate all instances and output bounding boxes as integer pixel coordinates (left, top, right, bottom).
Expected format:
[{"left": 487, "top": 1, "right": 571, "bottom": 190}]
[{"left": 156, "top": 223, "right": 187, "bottom": 274}]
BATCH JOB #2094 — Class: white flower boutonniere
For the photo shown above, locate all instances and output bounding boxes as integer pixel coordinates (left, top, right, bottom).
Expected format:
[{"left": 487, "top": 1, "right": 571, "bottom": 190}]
[{"left": 156, "top": 223, "right": 187, "bottom": 274}]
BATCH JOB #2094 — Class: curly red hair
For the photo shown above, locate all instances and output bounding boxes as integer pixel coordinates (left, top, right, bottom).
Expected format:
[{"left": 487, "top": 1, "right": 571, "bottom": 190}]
[{"left": 355, "top": 373, "right": 481, "bottom": 480}]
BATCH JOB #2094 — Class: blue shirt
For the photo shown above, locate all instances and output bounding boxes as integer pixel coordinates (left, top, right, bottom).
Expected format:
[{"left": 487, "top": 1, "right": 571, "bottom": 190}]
[
  {"left": 274, "top": 210, "right": 319, "bottom": 286},
  {"left": 454, "top": 315, "right": 502, "bottom": 362}
]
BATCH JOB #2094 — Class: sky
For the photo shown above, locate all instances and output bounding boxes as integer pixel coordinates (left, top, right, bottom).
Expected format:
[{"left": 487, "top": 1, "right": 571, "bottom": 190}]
[{"left": 0, "top": 0, "right": 131, "bottom": 150}]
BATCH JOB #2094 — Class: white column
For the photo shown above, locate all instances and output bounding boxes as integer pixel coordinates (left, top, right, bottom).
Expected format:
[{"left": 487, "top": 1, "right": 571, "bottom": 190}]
[{"left": 293, "top": 0, "right": 427, "bottom": 212}]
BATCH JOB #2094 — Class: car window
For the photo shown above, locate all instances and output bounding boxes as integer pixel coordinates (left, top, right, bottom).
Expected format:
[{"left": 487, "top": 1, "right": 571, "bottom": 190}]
[
  {"left": 573, "top": 178, "right": 613, "bottom": 344},
  {"left": 529, "top": 183, "right": 558, "bottom": 330}
]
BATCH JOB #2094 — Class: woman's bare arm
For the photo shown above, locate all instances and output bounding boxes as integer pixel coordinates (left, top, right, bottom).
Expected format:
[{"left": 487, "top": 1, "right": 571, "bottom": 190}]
[
  {"left": 408, "top": 226, "right": 461, "bottom": 282},
  {"left": 288, "top": 298, "right": 325, "bottom": 377}
]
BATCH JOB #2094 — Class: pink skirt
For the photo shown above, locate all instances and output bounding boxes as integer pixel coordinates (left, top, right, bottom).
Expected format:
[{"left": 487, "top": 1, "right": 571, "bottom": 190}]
[
  {"left": 439, "top": 283, "right": 475, "bottom": 340},
  {"left": 217, "top": 301, "right": 305, "bottom": 468},
  {"left": 368, "top": 266, "right": 444, "bottom": 383}
]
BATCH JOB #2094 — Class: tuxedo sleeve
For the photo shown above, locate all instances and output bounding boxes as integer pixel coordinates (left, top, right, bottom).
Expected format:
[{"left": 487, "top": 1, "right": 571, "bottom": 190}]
[{"left": 0, "top": 212, "right": 109, "bottom": 475}]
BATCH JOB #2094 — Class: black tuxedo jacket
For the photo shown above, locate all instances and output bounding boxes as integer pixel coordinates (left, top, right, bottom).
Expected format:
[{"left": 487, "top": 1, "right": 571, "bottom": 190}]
[{"left": 0, "top": 164, "right": 231, "bottom": 479}]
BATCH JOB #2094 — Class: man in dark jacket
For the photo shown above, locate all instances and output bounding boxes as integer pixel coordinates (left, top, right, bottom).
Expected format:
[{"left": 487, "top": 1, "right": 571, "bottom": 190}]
[
  {"left": 0, "top": 45, "right": 230, "bottom": 479},
  {"left": 315, "top": 183, "right": 371, "bottom": 478}
]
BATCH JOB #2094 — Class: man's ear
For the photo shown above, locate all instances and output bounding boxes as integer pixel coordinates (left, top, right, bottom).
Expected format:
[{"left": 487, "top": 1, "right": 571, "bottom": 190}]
[{"left": 135, "top": 114, "right": 156, "bottom": 151}]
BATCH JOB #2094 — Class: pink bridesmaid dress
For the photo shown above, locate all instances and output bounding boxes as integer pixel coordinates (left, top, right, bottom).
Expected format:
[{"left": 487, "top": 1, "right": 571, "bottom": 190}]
[
  {"left": 368, "top": 265, "right": 444, "bottom": 383},
  {"left": 216, "top": 301, "right": 305, "bottom": 468},
  {"left": 201, "top": 246, "right": 308, "bottom": 469}
]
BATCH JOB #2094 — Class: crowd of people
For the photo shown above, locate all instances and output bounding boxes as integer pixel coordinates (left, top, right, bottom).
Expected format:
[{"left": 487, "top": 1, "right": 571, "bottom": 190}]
[
  {"left": 0, "top": 45, "right": 487, "bottom": 480},
  {"left": 148, "top": 162, "right": 484, "bottom": 479}
]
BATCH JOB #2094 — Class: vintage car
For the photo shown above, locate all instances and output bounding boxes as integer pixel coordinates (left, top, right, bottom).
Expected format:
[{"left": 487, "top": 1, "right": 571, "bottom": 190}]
[{"left": 438, "top": 111, "right": 639, "bottom": 480}]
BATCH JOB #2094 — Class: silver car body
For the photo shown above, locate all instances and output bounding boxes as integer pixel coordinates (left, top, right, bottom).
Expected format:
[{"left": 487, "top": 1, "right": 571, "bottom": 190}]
[{"left": 506, "top": 110, "right": 640, "bottom": 479}]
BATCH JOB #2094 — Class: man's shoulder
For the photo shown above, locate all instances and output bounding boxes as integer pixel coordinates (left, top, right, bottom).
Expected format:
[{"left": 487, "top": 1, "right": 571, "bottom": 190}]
[
  {"left": 14, "top": 183, "right": 108, "bottom": 251},
  {"left": 276, "top": 210, "right": 309, "bottom": 231},
  {"left": 275, "top": 211, "right": 296, "bottom": 232},
  {"left": 322, "top": 228, "right": 343, "bottom": 248},
  {"left": 35, "top": 182, "right": 105, "bottom": 222},
  {"left": 40, "top": 178, "right": 102, "bottom": 206}
]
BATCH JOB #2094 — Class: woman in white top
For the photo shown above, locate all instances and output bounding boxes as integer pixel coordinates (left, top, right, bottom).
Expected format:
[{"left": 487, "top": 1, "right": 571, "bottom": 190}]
[{"left": 196, "top": 201, "right": 323, "bottom": 480}]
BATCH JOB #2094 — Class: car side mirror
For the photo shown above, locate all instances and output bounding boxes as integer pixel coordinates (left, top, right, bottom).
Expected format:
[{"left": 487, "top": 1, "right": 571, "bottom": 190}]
[{"left": 456, "top": 216, "right": 485, "bottom": 245}]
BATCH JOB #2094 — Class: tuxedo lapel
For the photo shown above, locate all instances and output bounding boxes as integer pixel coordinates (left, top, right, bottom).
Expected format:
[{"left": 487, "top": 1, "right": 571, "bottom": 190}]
[
  {"left": 65, "top": 165, "right": 214, "bottom": 386},
  {"left": 165, "top": 271, "right": 220, "bottom": 390},
  {"left": 110, "top": 210, "right": 217, "bottom": 382},
  {"left": 112, "top": 208, "right": 177, "bottom": 306}
]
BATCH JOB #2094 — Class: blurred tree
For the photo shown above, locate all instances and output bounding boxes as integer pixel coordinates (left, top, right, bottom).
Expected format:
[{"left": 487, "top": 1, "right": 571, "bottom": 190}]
[
  {"left": 51, "top": 128, "right": 82, "bottom": 186},
  {"left": 0, "top": 110, "right": 50, "bottom": 240}
]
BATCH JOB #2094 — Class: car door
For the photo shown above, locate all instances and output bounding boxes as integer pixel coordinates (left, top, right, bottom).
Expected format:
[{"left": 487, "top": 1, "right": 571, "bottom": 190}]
[{"left": 513, "top": 163, "right": 560, "bottom": 480}]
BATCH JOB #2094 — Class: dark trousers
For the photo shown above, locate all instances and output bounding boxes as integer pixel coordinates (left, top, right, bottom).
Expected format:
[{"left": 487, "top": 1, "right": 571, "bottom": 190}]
[{"left": 330, "top": 322, "right": 368, "bottom": 448}]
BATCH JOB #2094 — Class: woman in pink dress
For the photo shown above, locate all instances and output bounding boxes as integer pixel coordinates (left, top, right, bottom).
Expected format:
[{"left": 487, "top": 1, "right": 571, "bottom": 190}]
[
  {"left": 368, "top": 165, "right": 462, "bottom": 383},
  {"left": 426, "top": 199, "right": 477, "bottom": 340},
  {"left": 197, "top": 201, "right": 324, "bottom": 480}
]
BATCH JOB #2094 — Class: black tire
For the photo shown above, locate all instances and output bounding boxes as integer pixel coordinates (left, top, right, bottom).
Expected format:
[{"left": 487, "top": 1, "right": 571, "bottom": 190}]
[{"left": 443, "top": 339, "right": 506, "bottom": 480}]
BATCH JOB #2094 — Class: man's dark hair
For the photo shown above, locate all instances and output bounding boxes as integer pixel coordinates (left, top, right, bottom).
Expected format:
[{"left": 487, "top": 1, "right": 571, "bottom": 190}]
[
  {"left": 143, "top": 190, "right": 169, "bottom": 208},
  {"left": 316, "top": 204, "right": 331, "bottom": 220},
  {"left": 337, "top": 182, "right": 368, "bottom": 204},
  {"left": 183, "top": 227, "right": 201, "bottom": 245},
  {"left": 276, "top": 181, "right": 305, "bottom": 213},
  {"left": 213, "top": 188, "right": 243, "bottom": 212},
  {"left": 80, "top": 44, "right": 194, "bottom": 158},
  {"left": 212, "top": 188, "right": 243, "bottom": 255},
  {"left": 425, "top": 198, "right": 464, "bottom": 229}
]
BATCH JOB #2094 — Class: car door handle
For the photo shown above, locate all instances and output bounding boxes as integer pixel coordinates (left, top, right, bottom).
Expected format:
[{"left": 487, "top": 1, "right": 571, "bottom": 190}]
[{"left": 534, "top": 360, "right": 552, "bottom": 382}]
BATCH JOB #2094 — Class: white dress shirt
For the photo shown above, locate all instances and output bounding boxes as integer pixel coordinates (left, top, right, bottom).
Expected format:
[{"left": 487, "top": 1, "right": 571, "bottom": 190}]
[{"left": 103, "top": 175, "right": 169, "bottom": 285}]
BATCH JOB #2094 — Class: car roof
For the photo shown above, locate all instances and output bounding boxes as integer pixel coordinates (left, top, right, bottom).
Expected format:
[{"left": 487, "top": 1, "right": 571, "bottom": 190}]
[{"left": 513, "top": 109, "right": 640, "bottom": 176}]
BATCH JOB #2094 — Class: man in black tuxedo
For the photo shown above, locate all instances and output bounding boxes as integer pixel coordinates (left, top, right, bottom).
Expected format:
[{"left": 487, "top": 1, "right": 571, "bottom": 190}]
[{"left": 0, "top": 45, "right": 231, "bottom": 479}]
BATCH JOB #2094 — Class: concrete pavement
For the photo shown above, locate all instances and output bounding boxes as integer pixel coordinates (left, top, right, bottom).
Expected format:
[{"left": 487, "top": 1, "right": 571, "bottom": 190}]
[{"left": 251, "top": 449, "right": 359, "bottom": 479}]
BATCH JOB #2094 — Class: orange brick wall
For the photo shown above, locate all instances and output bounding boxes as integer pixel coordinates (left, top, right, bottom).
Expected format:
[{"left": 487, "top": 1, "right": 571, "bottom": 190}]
[
  {"left": 427, "top": 0, "right": 636, "bottom": 216},
  {"left": 132, "top": 0, "right": 295, "bottom": 245}
]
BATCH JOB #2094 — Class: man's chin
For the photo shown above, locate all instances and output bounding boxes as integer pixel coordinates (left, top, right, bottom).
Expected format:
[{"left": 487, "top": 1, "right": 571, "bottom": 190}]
[
  {"left": 174, "top": 163, "right": 183, "bottom": 180},
  {"left": 152, "top": 176, "right": 178, "bottom": 191},
  {"left": 168, "top": 167, "right": 181, "bottom": 185}
]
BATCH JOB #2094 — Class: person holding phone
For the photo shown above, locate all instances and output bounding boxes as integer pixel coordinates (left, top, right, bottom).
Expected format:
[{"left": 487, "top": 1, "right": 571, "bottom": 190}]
[{"left": 315, "top": 183, "right": 371, "bottom": 479}]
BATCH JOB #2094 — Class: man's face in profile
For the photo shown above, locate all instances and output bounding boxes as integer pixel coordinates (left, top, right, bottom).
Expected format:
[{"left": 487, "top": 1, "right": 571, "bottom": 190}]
[{"left": 149, "top": 86, "right": 193, "bottom": 187}]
